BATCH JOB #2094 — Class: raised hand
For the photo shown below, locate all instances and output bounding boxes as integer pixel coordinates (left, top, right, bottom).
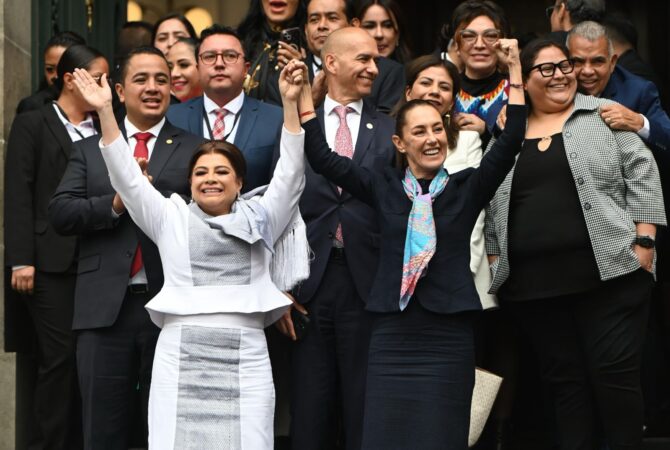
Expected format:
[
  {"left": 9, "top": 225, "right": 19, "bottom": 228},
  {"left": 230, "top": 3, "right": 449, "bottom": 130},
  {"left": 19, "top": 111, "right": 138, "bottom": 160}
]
[
  {"left": 279, "top": 59, "right": 309, "bottom": 103},
  {"left": 72, "top": 68, "right": 112, "bottom": 112},
  {"left": 493, "top": 38, "right": 520, "bottom": 68}
]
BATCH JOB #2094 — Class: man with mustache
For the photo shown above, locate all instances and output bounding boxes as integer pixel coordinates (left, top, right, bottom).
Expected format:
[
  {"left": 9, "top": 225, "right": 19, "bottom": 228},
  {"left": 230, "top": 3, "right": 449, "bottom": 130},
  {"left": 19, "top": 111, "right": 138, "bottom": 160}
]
[
  {"left": 284, "top": 27, "right": 396, "bottom": 450},
  {"left": 167, "top": 25, "right": 283, "bottom": 192},
  {"left": 49, "top": 46, "right": 202, "bottom": 449}
]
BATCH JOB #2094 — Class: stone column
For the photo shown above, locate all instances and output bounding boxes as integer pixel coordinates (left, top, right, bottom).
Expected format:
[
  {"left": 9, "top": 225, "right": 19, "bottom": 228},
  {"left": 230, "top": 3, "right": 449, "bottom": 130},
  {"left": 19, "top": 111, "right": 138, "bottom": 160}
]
[{"left": 0, "top": 0, "right": 32, "bottom": 448}]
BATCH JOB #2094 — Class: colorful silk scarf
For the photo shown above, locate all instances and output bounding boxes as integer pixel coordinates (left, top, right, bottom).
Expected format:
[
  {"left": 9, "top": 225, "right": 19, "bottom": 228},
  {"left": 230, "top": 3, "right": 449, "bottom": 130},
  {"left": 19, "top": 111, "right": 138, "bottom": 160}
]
[{"left": 399, "top": 167, "right": 449, "bottom": 310}]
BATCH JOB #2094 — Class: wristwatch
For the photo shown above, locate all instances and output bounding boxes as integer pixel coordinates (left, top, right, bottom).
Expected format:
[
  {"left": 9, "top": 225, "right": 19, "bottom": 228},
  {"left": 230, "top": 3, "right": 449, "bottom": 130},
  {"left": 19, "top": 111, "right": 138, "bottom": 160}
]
[{"left": 634, "top": 235, "right": 655, "bottom": 249}]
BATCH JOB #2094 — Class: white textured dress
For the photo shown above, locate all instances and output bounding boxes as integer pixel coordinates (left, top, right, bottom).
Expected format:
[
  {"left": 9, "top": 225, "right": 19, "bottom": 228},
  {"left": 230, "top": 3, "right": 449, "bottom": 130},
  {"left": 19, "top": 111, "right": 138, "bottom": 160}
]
[{"left": 100, "top": 127, "right": 305, "bottom": 449}]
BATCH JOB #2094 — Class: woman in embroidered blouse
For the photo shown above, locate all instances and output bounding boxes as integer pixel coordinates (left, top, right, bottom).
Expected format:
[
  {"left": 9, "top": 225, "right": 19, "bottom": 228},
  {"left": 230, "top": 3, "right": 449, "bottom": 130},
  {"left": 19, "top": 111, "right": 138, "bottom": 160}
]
[
  {"left": 295, "top": 35, "right": 525, "bottom": 449},
  {"left": 485, "top": 38, "right": 665, "bottom": 449},
  {"left": 71, "top": 60, "right": 309, "bottom": 449}
]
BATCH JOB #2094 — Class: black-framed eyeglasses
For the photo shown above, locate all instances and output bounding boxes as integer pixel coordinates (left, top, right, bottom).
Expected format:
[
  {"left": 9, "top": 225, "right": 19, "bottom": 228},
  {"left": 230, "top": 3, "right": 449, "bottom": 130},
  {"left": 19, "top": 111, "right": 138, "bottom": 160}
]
[
  {"left": 529, "top": 59, "right": 574, "bottom": 77},
  {"left": 458, "top": 28, "right": 501, "bottom": 46},
  {"left": 198, "top": 50, "right": 243, "bottom": 66}
]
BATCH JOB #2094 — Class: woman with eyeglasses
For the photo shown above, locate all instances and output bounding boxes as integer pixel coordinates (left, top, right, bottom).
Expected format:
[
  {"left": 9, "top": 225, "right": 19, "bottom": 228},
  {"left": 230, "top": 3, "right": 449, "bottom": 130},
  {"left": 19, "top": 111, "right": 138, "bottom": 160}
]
[
  {"left": 449, "top": 0, "right": 511, "bottom": 143},
  {"left": 486, "top": 38, "right": 665, "bottom": 449},
  {"left": 4, "top": 44, "right": 108, "bottom": 448}
]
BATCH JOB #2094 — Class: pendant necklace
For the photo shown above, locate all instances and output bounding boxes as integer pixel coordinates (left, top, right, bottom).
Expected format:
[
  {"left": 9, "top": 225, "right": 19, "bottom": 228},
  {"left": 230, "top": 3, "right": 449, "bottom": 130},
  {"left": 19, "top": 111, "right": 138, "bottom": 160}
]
[{"left": 537, "top": 135, "right": 552, "bottom": 152}]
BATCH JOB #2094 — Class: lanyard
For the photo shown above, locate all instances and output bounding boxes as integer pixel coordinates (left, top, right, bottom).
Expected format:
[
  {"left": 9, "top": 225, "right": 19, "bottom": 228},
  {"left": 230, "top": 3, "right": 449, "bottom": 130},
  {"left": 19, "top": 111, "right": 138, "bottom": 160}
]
[
  {"left": 53, "top": 101, "right": 87, "bottom": 140},
  {"left": 202, "top": 105, "right": 241, "bottom": 142}
]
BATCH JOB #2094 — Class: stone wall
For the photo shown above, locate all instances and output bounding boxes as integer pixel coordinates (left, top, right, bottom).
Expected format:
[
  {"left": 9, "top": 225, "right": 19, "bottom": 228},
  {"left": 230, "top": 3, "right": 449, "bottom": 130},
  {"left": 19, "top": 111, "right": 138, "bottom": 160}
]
[{"left": 0, "top": 0, "right": 32, "bottom": 448}]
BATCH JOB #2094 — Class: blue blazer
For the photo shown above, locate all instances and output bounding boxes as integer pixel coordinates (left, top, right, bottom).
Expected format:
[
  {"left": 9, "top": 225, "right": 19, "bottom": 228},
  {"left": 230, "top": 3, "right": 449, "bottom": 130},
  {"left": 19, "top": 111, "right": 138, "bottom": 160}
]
[
  {"left": 302, "top": 105, "right": 527, "bottom": 314},
  {"left": 167, "top": 94, "right": 283, "bottom": 192},
  {"left": 295, "top": 102, "right": 396, "bottom": 305},
  {"left": 602, "top": 65, "right": 670, "bottom": 155}
]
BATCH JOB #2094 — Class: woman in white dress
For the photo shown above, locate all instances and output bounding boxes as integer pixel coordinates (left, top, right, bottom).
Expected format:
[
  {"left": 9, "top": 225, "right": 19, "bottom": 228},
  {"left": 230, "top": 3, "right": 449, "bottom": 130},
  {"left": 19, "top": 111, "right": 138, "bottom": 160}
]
[
  {"left": 72, "top": 60, "right": 309, "bottom": 449},
  {"left": 397, "top": 54, "right": 496, "bottom": 309}
]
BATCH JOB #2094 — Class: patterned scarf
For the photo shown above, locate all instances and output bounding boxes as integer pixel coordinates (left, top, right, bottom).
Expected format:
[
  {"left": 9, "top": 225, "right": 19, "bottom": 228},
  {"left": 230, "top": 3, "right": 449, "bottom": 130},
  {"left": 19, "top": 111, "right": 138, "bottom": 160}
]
[{"left": 399, "top": 168, "right": 449, "bottom": 310}]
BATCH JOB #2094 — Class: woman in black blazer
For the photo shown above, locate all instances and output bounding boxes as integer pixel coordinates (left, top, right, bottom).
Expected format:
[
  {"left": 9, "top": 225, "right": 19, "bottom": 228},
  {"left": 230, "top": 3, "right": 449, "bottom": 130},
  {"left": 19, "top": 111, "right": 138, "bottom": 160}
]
[
  {"left": 4, "top": 44, "right": 108, "bottom": 448},
  {"left": 290, "top": 38, "right": 525, "bottom": 449}
]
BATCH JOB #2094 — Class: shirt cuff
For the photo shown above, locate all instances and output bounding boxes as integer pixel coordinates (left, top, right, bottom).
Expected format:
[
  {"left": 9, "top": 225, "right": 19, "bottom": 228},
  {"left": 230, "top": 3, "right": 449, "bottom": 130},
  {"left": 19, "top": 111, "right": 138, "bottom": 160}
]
[
  {"left": 638, "top": 114, "right": 650, "bottom": 140},
  {"left": 12, "top": 265, "right": 29, "bottom": 271}
]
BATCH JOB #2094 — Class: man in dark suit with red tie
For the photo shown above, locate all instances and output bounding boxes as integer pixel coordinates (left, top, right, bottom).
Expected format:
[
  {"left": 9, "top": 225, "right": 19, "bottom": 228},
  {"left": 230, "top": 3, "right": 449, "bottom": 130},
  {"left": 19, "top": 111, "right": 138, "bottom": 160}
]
[
  {"left": 287, "top": 27, "right": 396, "bottom": 450},
  {"left": 49, "top": 46, "right": 202, "bottom": 450}
]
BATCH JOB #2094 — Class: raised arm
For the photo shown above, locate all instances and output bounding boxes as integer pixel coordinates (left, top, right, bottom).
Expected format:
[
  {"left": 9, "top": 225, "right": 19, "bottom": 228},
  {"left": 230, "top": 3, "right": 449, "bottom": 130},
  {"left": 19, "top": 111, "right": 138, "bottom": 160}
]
[
  {"left": 70, "top": 68, "right": 173, "bottom": 242},
  {"left": 259, "top": 61, "right": 307, "bottom": 239},
  {"left": 471, "top": 39, "right": 527, "bottom": 208}
]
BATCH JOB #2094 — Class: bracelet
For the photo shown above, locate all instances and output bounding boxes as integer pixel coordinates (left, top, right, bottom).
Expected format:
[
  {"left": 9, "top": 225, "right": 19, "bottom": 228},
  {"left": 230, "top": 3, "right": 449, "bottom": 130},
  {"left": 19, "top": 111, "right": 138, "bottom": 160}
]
[
  {"left": 509, "top": 83, "right": 524, "bottom": 89},
  {"left": 299, "top": 110, "right": 315, "bottom": 118}
]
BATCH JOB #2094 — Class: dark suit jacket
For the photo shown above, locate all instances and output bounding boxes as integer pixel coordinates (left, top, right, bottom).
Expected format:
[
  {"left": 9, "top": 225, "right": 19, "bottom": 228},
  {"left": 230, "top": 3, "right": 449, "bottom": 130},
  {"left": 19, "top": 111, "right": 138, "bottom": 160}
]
[
  {"left": 302, "top": 105, "right": 526, "bottom": 314},
  {"left": 166, "top": 94, "right": 283, "bottom": 192},
  {"left": 263, "top": 53, "right": 405, "bottom": 114},
  {"left": 49, "top": 121, "right": 202, "bottom": 330},
  {"left": 16, "top": 86, "right": 58, "bottom": 115},
  {"left": 5, "top": 104, "right": 79, "bottom": 272},
  {"left": 295, "top": 102, "right": 395, "bottom": 305},
  {"left": 616, "top": 49, "right": 662, "bottom": 91},
  {"left": 601, "top": 65, "right": 670, "bottom": 155}
]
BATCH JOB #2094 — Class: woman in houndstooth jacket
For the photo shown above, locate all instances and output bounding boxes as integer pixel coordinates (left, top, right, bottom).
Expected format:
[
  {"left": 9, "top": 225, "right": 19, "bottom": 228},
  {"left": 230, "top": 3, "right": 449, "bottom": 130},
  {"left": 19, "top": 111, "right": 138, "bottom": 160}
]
[{"left": 485, "top": 38, "right": 665, "bottom": 449}]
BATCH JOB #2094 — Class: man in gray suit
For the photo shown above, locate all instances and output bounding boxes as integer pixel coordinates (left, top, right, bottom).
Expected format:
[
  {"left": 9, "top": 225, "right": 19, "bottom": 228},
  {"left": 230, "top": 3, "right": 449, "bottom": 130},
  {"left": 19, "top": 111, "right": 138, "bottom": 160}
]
[
  {"left": 166, "top": 25, "right": 282, "bottom": 193},
  {"left": 49, "top": 46, "right": 202, "bottom": 450}
]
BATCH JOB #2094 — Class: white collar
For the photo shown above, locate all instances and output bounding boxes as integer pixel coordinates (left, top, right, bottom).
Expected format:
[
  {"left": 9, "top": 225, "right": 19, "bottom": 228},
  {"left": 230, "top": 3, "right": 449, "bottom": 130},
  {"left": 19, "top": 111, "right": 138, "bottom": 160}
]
[
  {"left": 203, "top": 91, "right": 245, "bottom": 115},
  {"left": 124, "top": 116, "right": 166, "bottom": 139},
  {"left": 324, "top": 95, "right": 363, "bottom": 117},
  {"left": 52, "top": 103, "right": 95, "bottom": 129}
]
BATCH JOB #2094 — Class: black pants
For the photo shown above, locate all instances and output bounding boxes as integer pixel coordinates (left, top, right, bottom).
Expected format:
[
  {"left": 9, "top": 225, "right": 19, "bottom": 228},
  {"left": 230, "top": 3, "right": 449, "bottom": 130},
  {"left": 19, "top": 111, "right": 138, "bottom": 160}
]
[
  {"left": 361, "top": 300, "right": 476, "bottom": 450},
  {"left": 76, "top": 289, "right": 159, "bottom": 450},
  {"left": 26, "top": 270, "right": 82, "bottom": 450},
  {"left": 509, "top": 268, "right": 654, "bottom": 450},
  {"left": 290, "top": 251, "right": 371, "bottom": 450}
]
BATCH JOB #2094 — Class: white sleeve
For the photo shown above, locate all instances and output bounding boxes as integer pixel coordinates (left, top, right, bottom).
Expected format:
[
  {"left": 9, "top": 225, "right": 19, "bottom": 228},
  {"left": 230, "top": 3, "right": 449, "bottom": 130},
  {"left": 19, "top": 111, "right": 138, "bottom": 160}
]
[
  {"left": 259, "top": 126, "right": 306, "bottom": 241},
  {"left": 99, "top": 135, "right": 176, "bottom": 242}
]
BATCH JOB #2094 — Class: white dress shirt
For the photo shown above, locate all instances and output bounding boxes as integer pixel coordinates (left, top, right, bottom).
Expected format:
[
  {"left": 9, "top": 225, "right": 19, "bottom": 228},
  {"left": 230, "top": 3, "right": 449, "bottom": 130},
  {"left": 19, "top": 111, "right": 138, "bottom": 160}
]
[
  {"left": 323, "top": 95, "right": 363, "bottom": 152},
  {"left": 202, "top": 91, "right": 245, "bottom": 142},
  {"left": 312, "top": 55, "right": 323, "bottom": 76},
  {"left": 52, "top": 103, "right": 97, "bottom": 142}
]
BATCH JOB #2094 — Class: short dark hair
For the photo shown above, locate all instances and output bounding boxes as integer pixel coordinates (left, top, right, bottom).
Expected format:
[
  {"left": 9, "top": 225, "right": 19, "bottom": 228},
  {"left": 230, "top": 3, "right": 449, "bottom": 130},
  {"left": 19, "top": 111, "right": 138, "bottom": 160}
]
[
  {"left": 305, "top": 0, "right": 354, "bottom": 21},
  {"left": 392, "top": 55, "right": 460, "bottom": 150},
  {"left": 118, "top": 46, "right": 169, "bottom": 84},
  {"left": 520, "top": 38, "right": 570, "bottom": 80},
  {"left": 151, "top": 13, "right": 198, "bottom": 45},
  {"left": 115, "top": 21, "right": 154, "bottom": 61},
  {"left": 394, "top": 99, "right": 444, "bottom": 170},
  {"left": 603, "top": 14, "right": 637, "bottom": 49},
  {"left": 199, "top": 24, "right": 243, "bottom": 52},
  {"left": 188, "top": 141, "right": 247, "bottom": 187},
  {"left": 451, "top": 0, "right": 511, "bottom": 46},
  {"left": 44, "top": 31, "right": 86, "bottom": 54},
  {"left": 564, "top": 0, "right": 605, "bottom": 25},
  {"left": 54, "top": 44, "right": 106, "bottom": 93}
]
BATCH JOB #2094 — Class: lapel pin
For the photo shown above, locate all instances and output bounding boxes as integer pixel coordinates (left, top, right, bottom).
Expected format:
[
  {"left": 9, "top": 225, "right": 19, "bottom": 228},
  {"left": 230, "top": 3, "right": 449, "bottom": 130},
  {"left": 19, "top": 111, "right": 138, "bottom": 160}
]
[
  {"left": 366, "top": 122, "right": 373, "bottom": 129},
  {"left": 166, "top": 139, "right": 173, "bottom": 144}
]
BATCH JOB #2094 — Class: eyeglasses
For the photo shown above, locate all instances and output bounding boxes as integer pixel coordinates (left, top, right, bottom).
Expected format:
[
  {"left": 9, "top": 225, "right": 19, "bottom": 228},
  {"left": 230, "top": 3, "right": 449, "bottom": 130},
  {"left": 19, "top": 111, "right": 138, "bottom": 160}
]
[
  {"left": 528, "top": 59, "right": 575, "bottom": 77},
  {"left": 198, "top": 50, "right": 243, "bottom": 66},
  {"left": 458, "top": 28, "right": 501, "bottom": 47}
]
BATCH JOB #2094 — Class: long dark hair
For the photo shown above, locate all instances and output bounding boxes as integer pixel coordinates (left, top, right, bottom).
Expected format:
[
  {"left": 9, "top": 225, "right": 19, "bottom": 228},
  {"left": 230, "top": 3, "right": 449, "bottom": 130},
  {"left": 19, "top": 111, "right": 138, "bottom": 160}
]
[
  {"left": 188, "top": 141, "right": 247, "bottom": 188},
  {"left": 392, "top": 55, "right": 460, "bottom": 151},
  {"left": 353, "top": 0, "right": 412, "bottom": 64},
  {"left": 151, "top": 13, "right": 198, "bottom": 45},
  {"left": 237, "top": 0, "right": 307, "bottom": 59},
  {"left": 54, "top": 44, "right": 106, "bottom": 93}
]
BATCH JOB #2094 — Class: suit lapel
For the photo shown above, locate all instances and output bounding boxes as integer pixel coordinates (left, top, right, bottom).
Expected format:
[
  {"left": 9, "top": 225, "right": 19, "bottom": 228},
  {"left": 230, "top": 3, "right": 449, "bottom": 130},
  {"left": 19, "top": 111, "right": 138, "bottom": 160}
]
[
  {"left": 188, "top": 97, "right": 204, "bottom": 137},
  {"left": 233, "top": 96, "right": 256, "bottom": 153},
  {"left": 43, "top": 104, "right": 76, "bottom": 160},
  {"left": 148, "top": 121, "right": 181, "bottom": 180},
  {"left": 353, "top": 104, "right": 376, "bottom": 165}
]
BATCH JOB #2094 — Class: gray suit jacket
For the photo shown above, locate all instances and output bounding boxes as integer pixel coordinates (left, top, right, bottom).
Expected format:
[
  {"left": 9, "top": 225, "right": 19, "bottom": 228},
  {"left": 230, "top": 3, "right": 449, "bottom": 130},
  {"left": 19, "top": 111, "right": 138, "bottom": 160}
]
[{"left": 485, "top": 93, "right": 666, "bottom": 292}]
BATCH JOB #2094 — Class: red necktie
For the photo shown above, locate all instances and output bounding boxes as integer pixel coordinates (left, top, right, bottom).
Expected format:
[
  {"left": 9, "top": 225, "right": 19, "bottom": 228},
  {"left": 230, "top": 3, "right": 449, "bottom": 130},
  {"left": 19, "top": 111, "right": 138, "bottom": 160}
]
[
  {"left": 333, "top": 105, "right": 354, "bottom": 245},
  {"left": 212, "top": 108, "right": 227, "bottom": 140},
  {"left": 129, "top": 132, "right": 152, "bottom": 277}
]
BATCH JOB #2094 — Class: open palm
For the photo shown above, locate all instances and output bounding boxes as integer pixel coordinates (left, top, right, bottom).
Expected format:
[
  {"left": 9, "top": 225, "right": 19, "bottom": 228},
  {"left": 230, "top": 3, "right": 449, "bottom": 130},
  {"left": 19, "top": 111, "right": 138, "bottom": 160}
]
[{"left": 72, "top": 68, "right": 112, "bottom": 111}]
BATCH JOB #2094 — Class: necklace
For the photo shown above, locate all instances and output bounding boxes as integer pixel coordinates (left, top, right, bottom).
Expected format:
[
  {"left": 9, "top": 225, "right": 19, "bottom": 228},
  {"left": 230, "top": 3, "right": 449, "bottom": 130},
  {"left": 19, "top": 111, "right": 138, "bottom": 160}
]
[{"left": 537, "top": 136, "right": 552, "bottom": 152}]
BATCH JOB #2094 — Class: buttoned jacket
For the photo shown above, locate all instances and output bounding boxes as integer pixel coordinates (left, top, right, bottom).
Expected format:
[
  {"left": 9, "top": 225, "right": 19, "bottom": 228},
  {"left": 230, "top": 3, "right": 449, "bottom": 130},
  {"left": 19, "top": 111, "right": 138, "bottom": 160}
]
[{"left": 485, "top": 93, "right": 666, "bottom": 293}]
